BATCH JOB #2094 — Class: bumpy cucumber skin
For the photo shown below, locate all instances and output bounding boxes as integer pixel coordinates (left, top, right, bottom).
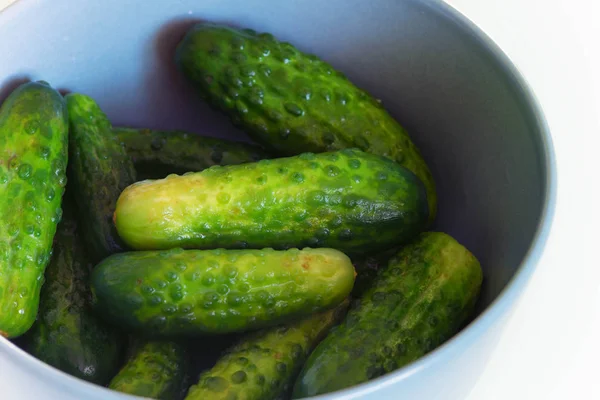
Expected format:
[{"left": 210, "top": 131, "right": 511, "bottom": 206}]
[
  {"left": 91, "top": 247, "right": 355, "bottom": 336},
  {"left": 292, "top": 232, "right": 483, "bottom": 398},
  {"left": 66, "top": 94, "right": 137, "bottom": 263},
  {"left": 114, "top": 148, "right": 428, "bottom": 255},
  {"left": 0, "top": 81, "right": 68, "bottom": 338},
  {"left": 23, "top": 201, "right": 123, "bottom": 384},
  {"left": 185, "top": 301, "right": 349, "bottom": 400},
  {"left": 114, "top": 127, "right": 269, "bottom": 179},
  {"left": 109, "top": 340, "right": 189, "bottom": 400},
  {"left": 175, "top": 22, "right": 437, "bottom": 223}
]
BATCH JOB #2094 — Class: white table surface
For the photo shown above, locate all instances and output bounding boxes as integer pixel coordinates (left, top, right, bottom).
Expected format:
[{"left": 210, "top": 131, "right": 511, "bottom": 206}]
[{"left": 1, "top": 1, "right": 599, "bottom": 399}]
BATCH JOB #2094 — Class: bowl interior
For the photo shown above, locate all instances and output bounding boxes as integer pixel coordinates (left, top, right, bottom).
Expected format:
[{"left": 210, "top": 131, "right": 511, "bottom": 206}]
[{"left": 0, "top": 0, "right": 548, "bottom": 395}]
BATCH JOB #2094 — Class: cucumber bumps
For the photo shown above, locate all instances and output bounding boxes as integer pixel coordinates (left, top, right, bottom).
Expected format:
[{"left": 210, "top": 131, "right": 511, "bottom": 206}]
[
  {"left": 91, "top": 247, "right": 355, "bottom": 336},
  {"left": 176, "top": 22, "right": 437, "bottom": 223},
  {"left": 109, "top": 340, "right": 189, "bottom": 400},
  {"left": 23, "top": 200, "right": 122, "bottom": 384},
  {"left": 293, "top": 232, "right": 483, "bottom": 397},
  {"left": 114, "top": 149, "right": 428, "bottom": 255},
  {"left": 66, "top": 94, "right": 137, "bottom": 263},
  {"left": 114, "top": 127, "right": 269, "bottom": 179},
  {"left": 0, "top": 81, "right": 68, "bottom": 338},
  {"left": 186, "top": 301, "right": 348, "bottom": 400}
]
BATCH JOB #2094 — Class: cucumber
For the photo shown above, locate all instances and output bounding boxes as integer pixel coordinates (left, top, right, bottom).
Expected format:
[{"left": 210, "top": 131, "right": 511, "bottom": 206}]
[
  {"left": 109, "top": 340, "right": 189, "bottom": 400},
  {"left": 90, "top": 247, "right": 355, "bottom": 336},
  {"left": 185, "top": 301, "right": 349, "bottom": 400},
  {"left": 23, "top": 198, "right": 123, "bottom": 384},
  {"left": 350, "top": 247, "right": 399, "bottom": 298},
  {"left": 175, "top": 22, "right": 437, "bottom": 223},
  {"left": 114, "top": 127, "right": 269, "bottom": 179},
  {"left": 0, "top": 81, "right": 68, "bottom": 338},
  {"left": 114, "top": 148, "right": 428, "bottom": 255},
  {"left": 292, "top": 232, "right": 483, "bottom": 397},
  {"left": 66, "top": 94, "right": 137, "bottom": 263}
]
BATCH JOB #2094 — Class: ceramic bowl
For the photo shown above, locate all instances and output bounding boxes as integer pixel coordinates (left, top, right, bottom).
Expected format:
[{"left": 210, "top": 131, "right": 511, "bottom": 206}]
[{"left": 0, "top": 0, "right": 556, "bottom": 399}]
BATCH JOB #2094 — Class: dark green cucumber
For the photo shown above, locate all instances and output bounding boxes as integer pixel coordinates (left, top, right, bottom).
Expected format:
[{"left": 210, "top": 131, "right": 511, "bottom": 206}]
[
  {"left": 0, "top": 81, "right": 68, "bottom": 338},
  {"left": 66, "top": 94, "right": 136, "bottom": 263},
  {"left": 175, "top": 22, "right": 437, "bottom": 223},
  {"left": 114, "top": 148, "right": 428, "bottom": 255},
  {"left": 109, "top": 340, "right": 189, "bottom": 400},
  {"left": 90, "top": 247, "right": 355, "bottom": 336},
  {"left": 292, "top": 232, "right": 483, "bottom": 397},
  {"left": 114, "top": 127, "right": 269, "bottom": 179},
  {"left": 185, "top": 301, "right": 349, "bottom": 400},
  {"left": 23, "top": 198, "right": 123, "bottom": 384},
  {"left": 350, "top": 246, "right": 400, "bottom": 298}
]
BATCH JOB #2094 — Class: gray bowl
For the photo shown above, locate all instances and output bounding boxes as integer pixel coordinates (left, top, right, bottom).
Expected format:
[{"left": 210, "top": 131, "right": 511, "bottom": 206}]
[{"left": 0, "top": 0, "right": 555, "bottom": 399}]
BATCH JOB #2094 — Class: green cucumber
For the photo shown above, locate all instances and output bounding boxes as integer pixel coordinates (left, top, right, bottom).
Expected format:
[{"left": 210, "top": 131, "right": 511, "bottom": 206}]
[
  {"left": 114, "top": 148, "right": 428, "bottom": 255},
  {"left": 175, "top": 22, "right": 437, "bottom": 223},
  {"left": 292, "top": 232, "right": 483, "bottom": 397},
  {"left": 0, "top": 81, "right": 68, "bottom": 338},
  {"left": 109, "top": 340, "right": 189, "bottom": 400},
  {"left": 114, "top": 127, "right": 269, "bottom": 179},
  {"left": 185, "top": 301, "right": 349, "bottom": 400},
  {"left": 90, "top": 247, "right": 355, "bottom": 336},
  {"left": 66, "top": 94, "right": 137, "bottom": 263},
  {"left": 23, "top": 198, "right": 123, "bottom": 384}
]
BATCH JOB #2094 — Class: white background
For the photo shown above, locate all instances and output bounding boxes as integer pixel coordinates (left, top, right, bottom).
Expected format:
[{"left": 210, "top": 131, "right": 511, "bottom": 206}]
[
  {"left": 444, "top": 1, "right": 600, "bottom": 399},
  {"left": 1, "top": 0, "right": 599, "bottom": 399}
]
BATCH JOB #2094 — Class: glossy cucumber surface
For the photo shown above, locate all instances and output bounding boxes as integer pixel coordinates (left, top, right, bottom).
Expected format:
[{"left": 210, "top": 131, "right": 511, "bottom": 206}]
[
  {"left": 292, "top": 232, "right": 483, "bottom": 397},
  {"left": 114, "top": 148, "right": 428, "bottom": 255},
  {"left": 0, "top": 81, "right": 68, "bottom": 338},
  {"left": 24, "top": 200, "right": 122, "bottom": 384},
  {"left": 109, "top": 340, "right": 189, "bottom": 400},
  {"left": 185, "top": 301, "right": 348, "bottom": 400},
  {"left": 176, "top": 22, "right": 437, "bottom": 223},
  {"left": 66, "top": 93, "right": 137, "bottom": 263},
  {"left": 91, "top": 247, "right": 355, "bottom": 336}
]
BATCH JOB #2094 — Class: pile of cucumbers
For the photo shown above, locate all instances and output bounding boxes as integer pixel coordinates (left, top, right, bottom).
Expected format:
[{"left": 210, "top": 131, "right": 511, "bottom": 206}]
[{"left": 0, "top": 21, "right": 483, "bottom": 400}]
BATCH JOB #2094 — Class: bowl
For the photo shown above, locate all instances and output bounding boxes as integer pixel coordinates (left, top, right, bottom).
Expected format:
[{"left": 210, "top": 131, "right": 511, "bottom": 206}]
[{"left": 0, "top": 0, "right": 556, "bottom": 399}]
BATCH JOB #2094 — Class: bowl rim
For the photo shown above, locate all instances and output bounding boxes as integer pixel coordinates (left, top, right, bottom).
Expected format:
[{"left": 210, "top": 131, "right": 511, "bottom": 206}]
[{"left": 0, "top": 0, "right": 557, "bottom": 399}]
